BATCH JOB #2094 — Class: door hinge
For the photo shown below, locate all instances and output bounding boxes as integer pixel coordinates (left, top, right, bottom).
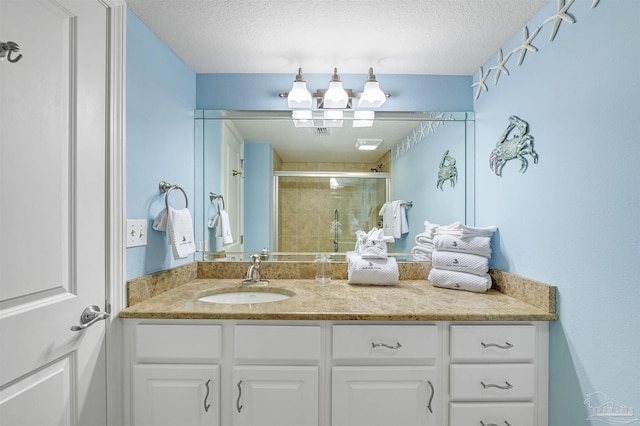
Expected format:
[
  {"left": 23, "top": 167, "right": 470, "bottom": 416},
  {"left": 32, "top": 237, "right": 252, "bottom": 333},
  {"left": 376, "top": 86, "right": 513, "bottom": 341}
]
[{"left": 241, "top": 235, "right": 244, "bottom": 244}]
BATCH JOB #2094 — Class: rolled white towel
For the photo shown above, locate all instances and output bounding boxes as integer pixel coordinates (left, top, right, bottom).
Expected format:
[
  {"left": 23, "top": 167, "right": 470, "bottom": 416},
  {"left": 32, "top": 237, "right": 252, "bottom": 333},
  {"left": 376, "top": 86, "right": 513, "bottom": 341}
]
[
  {"left": 411, "top": 245, "right": 432, "bottom": 261},
  {"left": 428, "top": 268, "right": 492, "bottom": 293},
  {"left": 423, "top": 221, "right": 440, "bottom": 234},
  {"left": 415, "top": 232, "right": 435, "bottom": 247},
  {"left": 433, "top": 234, "right": 492, "bottom": 257},
  {"left": 348, "top": 255, "right": 399, "bottom": 286},
  {"left": 436, "top": 222, "right": 497, "bottom": 238},
  {"left": 431, "top": 250, "right": 489, "bottom": 276}
]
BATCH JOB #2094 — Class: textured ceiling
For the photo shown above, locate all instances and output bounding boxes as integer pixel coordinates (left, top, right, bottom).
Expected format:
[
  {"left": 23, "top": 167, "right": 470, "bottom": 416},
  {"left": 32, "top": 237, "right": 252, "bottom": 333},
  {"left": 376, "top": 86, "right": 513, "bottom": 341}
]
[{"left": 125, "top": 0, "right": 549, "bottom": 75}]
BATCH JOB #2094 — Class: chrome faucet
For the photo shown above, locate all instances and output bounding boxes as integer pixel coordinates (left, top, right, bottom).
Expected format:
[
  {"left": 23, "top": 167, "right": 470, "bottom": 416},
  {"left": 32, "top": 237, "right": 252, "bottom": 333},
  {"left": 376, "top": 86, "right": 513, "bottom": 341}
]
[{"left": 242, "top": 254, "right": 268, "bottom": 285}]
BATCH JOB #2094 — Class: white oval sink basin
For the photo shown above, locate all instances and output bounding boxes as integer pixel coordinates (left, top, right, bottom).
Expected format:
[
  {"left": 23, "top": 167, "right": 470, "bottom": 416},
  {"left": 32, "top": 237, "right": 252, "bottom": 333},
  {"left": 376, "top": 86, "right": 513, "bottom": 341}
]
[{"left": 199, "top": 291, "right": 292, "bottom": 305}]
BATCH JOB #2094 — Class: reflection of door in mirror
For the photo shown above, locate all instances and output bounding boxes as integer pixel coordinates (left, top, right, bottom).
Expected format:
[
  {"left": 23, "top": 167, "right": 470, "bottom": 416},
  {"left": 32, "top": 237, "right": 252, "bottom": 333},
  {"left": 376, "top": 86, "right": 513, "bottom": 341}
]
[
  {"left": 221, "top": 121, "right": 244, "bottom": 253},
  {"left": 275, "top": 173, "right": 389, "bottom": 253}
]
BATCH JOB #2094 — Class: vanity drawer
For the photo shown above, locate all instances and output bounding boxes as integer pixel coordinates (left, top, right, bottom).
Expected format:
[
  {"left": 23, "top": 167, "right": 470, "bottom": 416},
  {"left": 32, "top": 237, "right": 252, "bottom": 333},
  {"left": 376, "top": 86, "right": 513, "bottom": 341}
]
[
  {"left": 235, "top": 325, "right": 321, "bottom": 362},
  {"left": 450, "top": 364, "right": 535, "bottom": 401},
  {"left": 450, "top": 402, "right": 535, "bottom": 426},
  {"left": 450, "top": 325, "right": 536, "bottom": 362},
  {"left": 136, "top": 324, "right": 222, "bottom": 362},
  {"left": 332, "top": 325, "right": 438, "bottom": 363}
]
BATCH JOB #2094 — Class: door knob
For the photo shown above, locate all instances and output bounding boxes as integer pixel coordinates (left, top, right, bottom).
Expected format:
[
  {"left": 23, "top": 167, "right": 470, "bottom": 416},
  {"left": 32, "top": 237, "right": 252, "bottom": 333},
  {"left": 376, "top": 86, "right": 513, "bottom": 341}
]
[{"left": 71, "top": 305, "right": 110, "bottom": 331}]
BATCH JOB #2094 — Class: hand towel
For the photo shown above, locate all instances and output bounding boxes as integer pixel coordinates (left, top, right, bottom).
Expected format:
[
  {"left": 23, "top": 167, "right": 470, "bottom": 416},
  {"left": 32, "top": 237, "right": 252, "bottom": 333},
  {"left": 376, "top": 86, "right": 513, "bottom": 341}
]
[
  {"left": 379, "top": 200, "right": 409, "bottom": 239},
  {"left": 428, "top": 268, "right": 492, "bottom": 293},
  {"left": 153, "top": 208, "right": 168, "bottom": 231},
  {"left": 433, "top": 234, "right": 492, "bottom": 257},
  {"left": 411, "top": 245, "right": 432, "bottom": 261},
  {"left": 360, "top": 238, "right": 388, "bottom": 259},
  {"left": 436, "top": 221, "right": 497, "bottom": 238},
  {"left": 431, "top": 250, "right": 489, "bottom": 276},
  {"left": 348, "top": 255, "right": 399, "bottom": 286},
  {"left": 217, "top": 209, "right": 234, "bottom": 245},
  {"left": 167, "top": 207, "right": 195, "bottom": 260},
  {"left": 208, "top": 211, "right": 220, "bottom": 229}
]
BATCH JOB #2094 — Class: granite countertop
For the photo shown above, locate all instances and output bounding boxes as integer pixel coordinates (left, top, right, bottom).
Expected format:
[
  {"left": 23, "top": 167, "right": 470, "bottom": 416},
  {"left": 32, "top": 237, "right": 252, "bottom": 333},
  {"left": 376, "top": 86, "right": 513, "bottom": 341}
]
[{"left": 119, "top": 278, "right": 558, "bottom": 321}]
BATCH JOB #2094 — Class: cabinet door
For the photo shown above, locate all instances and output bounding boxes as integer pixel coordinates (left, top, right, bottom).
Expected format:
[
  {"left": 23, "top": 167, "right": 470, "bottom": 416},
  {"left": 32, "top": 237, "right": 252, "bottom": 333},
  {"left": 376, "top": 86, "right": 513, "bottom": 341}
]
[
  {"left": 232, "top": 366, "right": 318, "bottom": 426},
  {"left": 133, "top": 364, "right": 220, "bottom": 426},
  {"left": 332, "top": 366, "right": 439, "bottom": 426}
]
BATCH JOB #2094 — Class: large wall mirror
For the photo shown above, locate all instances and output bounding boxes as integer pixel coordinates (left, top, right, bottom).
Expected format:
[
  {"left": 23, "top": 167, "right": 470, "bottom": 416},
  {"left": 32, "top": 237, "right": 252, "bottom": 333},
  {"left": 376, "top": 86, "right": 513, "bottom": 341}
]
[{"left": 195, "top": 110, "right": 474, "bottom": 260}]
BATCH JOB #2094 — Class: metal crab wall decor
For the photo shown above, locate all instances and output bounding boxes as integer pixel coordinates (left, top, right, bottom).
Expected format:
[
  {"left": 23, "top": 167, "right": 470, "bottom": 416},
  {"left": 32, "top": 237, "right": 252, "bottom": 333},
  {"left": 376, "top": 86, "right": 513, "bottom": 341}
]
[
  {"left": 437, "top": 149, "right": 458, "bottom": 190},
  {"left": 490, "top": 115, "right": 538, "bottom": 176}
]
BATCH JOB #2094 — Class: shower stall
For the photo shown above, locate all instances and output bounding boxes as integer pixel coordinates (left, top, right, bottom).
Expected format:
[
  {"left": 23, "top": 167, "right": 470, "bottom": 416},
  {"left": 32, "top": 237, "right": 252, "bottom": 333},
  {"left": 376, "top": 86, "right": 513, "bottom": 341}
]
[{"left": 273, "top": 171, "right": 390, "bottom": 253}]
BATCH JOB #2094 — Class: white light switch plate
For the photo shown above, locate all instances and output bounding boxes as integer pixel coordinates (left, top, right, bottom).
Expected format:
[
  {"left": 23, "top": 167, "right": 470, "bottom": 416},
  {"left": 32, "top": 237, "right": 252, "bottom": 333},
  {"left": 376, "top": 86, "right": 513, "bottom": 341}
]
[{"left": 126, "top": 219, "right": 148, "bottom": 248}]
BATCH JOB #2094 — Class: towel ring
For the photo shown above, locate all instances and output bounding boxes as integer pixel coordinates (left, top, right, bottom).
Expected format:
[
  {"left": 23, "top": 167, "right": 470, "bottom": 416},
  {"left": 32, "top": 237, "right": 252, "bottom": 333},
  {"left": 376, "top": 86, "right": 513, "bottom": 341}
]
[
  {"left": 209, "top": 192, "right": 225, "bottom": 210},
  {"left": 159, "top": 181, "right": 188, "bottom": 209}
]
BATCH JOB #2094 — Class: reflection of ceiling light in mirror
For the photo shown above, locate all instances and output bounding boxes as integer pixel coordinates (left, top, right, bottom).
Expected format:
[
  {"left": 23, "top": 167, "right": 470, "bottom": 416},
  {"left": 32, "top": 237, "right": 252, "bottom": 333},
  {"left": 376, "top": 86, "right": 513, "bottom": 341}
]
[
  {"left": 323, "top": 110, "right": 343, "bottom": 127},
  {"left": 287, "top": 68, "right": 312, "bottom": 108},
  {"left": 329, "top": 177, "right": 342, "bottom": 189},
  {"left": 353, "top": 110, "right": 375, "bottom": 128},
  {"left": 358, "top": 68, "right": 387, "bottom": 108},
  {"left": 292, "top": 110, "right": 314, "bottom": 127},
  {"left": 355, "top": 138, "right": 382, "bottom": 151}
]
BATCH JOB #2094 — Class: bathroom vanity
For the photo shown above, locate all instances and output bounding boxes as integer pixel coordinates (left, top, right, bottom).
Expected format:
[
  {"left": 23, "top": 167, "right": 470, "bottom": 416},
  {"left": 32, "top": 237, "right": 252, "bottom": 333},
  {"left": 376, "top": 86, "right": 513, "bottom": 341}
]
[{"left": 119, "top": 267, "right": 556, "bottom": 426}]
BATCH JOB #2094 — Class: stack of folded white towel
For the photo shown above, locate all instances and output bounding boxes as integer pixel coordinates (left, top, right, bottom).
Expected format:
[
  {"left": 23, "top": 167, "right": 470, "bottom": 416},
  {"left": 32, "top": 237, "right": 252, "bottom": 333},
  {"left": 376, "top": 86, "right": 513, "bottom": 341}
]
[
  {"left": 153, "top": 207, "right": 196, "bottom": 260},
  {"left": 427, "top": 222, "right": 497, "bottom": 293},
  {"left": 347, "top": 228, "right": 399, "bottom": 286},
  {"left": 411, "top": 221, "right": 439, "bottom": 261}
]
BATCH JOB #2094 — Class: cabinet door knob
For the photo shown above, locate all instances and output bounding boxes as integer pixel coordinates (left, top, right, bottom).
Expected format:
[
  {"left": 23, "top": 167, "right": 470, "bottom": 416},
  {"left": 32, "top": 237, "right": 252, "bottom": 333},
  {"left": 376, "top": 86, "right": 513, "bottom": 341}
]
[
  {"left": 371, "top": 341, "right": 402, "bottom": 350},
  {"left": 481, "top": 341, "right": 513, "bottom": 349},
  {"left": 481, "top": 381, "right": 513, "bottom": 390},
  {"left": 204, "top": 379, "right": 212, "bottom": 413},
  {"left": 236, "top": 380, "right": 243, "bottom": 413}
]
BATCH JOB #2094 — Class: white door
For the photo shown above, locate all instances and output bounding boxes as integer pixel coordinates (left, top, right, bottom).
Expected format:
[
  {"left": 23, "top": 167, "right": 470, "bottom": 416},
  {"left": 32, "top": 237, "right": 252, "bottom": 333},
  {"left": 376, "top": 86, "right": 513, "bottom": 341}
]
[
  {"left": 332, "top": 366, "right": 439, "bottom": 426},
  {"left": 0, "top": 1, "right": 111, "bottom": 425},
  {"left": 232, "top": 366, "right": 319, "bottom": 426},
  {"left": 221, "top": 121, "right": 244, "bottom": 253}
]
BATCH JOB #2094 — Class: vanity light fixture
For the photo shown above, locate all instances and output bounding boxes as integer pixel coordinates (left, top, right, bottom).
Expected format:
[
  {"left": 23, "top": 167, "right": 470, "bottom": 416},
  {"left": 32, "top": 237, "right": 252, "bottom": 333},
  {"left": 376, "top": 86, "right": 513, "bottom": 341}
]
[
  {"left": 287, "top": 68, "right": 313, "bottom": 108},
  {"left": 280, "top": 67, "right": 389, "bottom": 110},
  {"left": 358, "top": 68, "right": 387, "bottom": 108},
  {"left": 355, "top": 138, "right": 383, "bottom": 151}
]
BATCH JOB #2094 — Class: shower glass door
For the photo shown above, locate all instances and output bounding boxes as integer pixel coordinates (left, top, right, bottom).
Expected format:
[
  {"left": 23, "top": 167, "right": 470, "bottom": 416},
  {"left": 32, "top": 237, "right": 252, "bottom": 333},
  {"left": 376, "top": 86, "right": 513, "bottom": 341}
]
[{"left": 273, "top": 172, "right": 390, "bottom": 253}]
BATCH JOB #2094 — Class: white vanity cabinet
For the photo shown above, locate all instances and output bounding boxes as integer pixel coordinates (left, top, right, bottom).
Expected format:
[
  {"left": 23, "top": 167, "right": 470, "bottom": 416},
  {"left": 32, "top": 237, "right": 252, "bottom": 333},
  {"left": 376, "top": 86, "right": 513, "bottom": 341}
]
[
  {"left": 331, "top": 325, "right": 441, "bottom": 426},
  {"left": 131, "top": 324, "right": 223, "bottom": 426},
  {"left": 448, "top": 324, "right": 548, "bottom": 426},
  {"left": 123, "top": 320, "right": 548, "bottom": 426}
]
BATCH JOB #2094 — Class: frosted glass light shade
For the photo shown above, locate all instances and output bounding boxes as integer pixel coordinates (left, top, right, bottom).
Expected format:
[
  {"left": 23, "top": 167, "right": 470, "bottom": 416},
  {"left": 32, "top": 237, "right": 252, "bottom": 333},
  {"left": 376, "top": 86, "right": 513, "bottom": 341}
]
[
  {"left": 292, "top": 110, "right": 314, "bottom": 127},
  {"left": 358, "top": 81, "right": 387, "bottom": 108},
  {"left": 323, "top": 110, "right": 343, "bottom": 127},
  {"left": 353, "top": 110, "right": 375, "bottom": 127},
  {"left": 323, "top": 81, "right": 349, "bottom": 109},
  {"left": 288, "top": 81, "right": 312, "bottom": 108}
]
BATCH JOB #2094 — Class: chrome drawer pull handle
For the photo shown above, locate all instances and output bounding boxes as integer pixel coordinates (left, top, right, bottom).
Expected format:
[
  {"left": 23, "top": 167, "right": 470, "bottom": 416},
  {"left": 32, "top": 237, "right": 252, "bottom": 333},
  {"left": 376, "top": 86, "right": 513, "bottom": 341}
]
[
  {"left": 371, "top": 341, "right": 402, "bottom": 350},
  {"left": 481, "top": 341, "right": 513, "bottom": 349},
  {"left": 481, "top": 381, "right": 513, "bottom": 390},
  {"left": 204, "top": 379, "right": 212, "bottom": 412},
  {"left": 427, "top": 380, "right": 434, "bottom": 413},
  {"left": 480, "top": 422, "right": 498, "bottom": 426},
  {"left": 236, "top": 380, "right": 243, "bottom": 413}
]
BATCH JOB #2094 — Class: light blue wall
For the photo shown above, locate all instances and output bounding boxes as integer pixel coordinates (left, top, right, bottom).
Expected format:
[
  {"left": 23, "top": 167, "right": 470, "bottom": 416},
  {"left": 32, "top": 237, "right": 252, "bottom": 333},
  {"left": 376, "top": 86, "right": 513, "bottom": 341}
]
[
  {"left": 243, "top": 143, "right": 273, "bottom": 252},
  {"left": 392, "top": 120, "right": 469, "bottom": 252},
  {"left": 126, "top": 9, "right": 196, "bottom": 279},
  {"left": 472, "top": 1, "right": 640, "bottom": 424},
  {"left": 196, "top": 73, "right": 473, "bottom": 111}
]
